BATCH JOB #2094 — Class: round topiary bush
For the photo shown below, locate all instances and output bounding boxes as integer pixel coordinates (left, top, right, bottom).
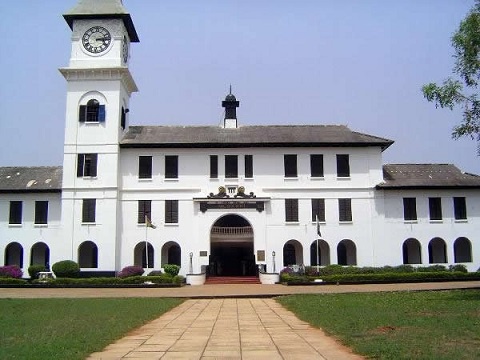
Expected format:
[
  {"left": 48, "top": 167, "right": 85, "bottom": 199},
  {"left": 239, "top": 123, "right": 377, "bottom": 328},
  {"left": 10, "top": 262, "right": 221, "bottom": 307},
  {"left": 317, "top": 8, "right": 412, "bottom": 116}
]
[
  {"left": 118, "top": 265, "right": 144, "bottom": 278},
  {"left": 52, "top": 260, "right": 80, "bottom": 278},
  {"left": 28, "top": 264, "right": 46, "bottom": 279},
  {"left": 0, "top": 265, "right": 23, "bottom": 279},
  {"left": 163, "top": 264, "right": 180, "bottom": 276}
]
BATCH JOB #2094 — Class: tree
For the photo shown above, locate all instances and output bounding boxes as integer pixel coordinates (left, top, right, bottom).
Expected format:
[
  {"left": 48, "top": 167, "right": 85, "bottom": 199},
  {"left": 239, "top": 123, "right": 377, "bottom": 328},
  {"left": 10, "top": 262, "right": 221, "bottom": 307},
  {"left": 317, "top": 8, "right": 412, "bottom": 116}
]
[{"left": 422, "top": 0, "right": 480, "bottom": 153}]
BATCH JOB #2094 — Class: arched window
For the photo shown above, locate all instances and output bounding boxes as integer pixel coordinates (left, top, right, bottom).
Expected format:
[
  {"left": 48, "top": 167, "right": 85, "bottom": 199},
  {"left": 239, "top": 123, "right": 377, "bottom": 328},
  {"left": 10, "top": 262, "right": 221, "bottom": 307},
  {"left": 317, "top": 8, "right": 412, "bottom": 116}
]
[
  {"left": 337, "top": 239, "right": 357, "bottom": 265},
  {"left": 78, "top": 241, "right": 98, "bottom": 268},
  {"left": 428, "top": 238, "right": 447, "bottom": 263},
  {"left": 30, "top": 242, "right": 50, "bottom": 268},
  {"left": 283, "top": 240, "right": 303, "bottom": 266},
  {"left": 134, "top": 242, "right": 154, "bottom": 268},
  {"left": 5, "top": 242, "right": 23, "bottom": 268},
  {"left": 79, "top": 99, "right": 105, "bottom": 123},
  {"left": 454, "top": 237, "right": 472, "bottom": 263},
  {"left": 402, "top": 238, "right": 422, "bottom": 264},
  {"left": 161, "top": 241, "right": 181, "bottom": 266},
  {"left": 310, "top": 240, "right": 330, "bottom": 266}
]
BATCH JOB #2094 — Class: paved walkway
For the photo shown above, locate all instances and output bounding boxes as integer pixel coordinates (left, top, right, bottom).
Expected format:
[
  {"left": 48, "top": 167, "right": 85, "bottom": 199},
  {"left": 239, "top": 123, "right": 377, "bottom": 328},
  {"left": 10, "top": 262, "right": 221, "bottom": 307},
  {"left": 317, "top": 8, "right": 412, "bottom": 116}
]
[{"left": 87, "top": 298, "right": 363, "bottom": 360}]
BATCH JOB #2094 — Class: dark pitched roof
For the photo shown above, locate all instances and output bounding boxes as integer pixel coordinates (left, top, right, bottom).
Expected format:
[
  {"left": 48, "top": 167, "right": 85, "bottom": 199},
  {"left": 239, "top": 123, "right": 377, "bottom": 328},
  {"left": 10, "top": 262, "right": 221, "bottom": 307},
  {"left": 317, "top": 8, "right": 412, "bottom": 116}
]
[
  {"left": 0, "top": 167, "right": 62, "bottom": 193},
  {"left": 120, "top": 125, "right": 393, "bottom": 150},
  {"left": 377, "top": 164, "right": 480, "bottom": 189}
]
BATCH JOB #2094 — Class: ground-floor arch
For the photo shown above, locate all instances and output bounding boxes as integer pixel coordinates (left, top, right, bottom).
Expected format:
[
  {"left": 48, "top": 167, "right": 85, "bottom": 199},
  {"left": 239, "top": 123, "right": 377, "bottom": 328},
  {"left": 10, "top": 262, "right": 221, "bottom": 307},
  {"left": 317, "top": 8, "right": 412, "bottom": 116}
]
[
  {"left": 454, "top": 237, "right": 472, "bottom": 263},
  {"left": 31, "top": 242, "right": 50, "bottom": 268},
  {"left": 134, "top": 242, "right": 154, "bottom": 268},
  {"left": 161, "top": 241, "right": 181, "bottom": 266},
  {"left": 283, "top": 239, "right": 304, "bottom": 266},
  {"left": 210, "top": 214, "right": 255, "bottom": 276},
  {"left": 310, "top": 239, "right": 330, "bottom": 266},
  {"left": 78, "top": 241, "right": 98, "bottom": 268},
  {"left": 337, "top": 239, "right": 357, "bottom": 265},
  {"left": 403, "top": 238, "right": 422, "bottom": 264},
  {"left": 428, "top": 237, "right": 447, "bottom": 263},
  {"left": 5, "top": 242, "right": 23, "bottom": 267}
]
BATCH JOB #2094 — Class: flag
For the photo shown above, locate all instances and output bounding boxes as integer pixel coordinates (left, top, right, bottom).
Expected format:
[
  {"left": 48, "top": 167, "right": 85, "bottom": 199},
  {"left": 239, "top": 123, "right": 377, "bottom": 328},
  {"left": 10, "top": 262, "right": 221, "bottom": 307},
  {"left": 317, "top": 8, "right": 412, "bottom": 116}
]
[
  {"left": 145, "top": 216, "right": 156, "bottom": 229},
  {"left": 316, "top": 215, "right": 321, "bottom": 237}
]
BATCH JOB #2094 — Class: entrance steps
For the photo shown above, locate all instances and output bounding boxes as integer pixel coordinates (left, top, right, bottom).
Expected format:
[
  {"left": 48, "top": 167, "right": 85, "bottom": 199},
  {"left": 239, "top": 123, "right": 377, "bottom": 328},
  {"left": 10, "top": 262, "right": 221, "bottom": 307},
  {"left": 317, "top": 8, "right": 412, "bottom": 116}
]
[{"left": 205, "top": 276, "right": 261, "bottom": 285}]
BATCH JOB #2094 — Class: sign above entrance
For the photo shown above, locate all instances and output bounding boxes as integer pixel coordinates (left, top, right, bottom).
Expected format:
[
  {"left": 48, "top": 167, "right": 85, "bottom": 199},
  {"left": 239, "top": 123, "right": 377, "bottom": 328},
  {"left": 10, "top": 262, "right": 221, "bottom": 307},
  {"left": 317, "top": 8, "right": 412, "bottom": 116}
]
[{"left": 194, "top": 186, "right": 270, "bottom": 213}]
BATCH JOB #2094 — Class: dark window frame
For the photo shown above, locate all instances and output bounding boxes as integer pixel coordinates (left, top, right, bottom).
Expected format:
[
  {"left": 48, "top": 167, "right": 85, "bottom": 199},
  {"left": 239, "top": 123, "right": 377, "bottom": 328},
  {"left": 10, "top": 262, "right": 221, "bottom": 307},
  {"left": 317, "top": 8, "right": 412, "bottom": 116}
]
[
  {"left": 137, "top": 200, "right": 152, "bottom": 224},
  {"left": 338, "top": 198, "right": 352, "bottom": 222},
  {"left": 403, "top": 198, "right": 417, "bottom": 221},
  {"left": 225, "top": 155, "right": 238, "bottom": 178},
  {"left": 311, "top": 198, "right": 325, "bottom": 222},
  {"left": 34, "top": 201, "right": 48, "bottom": 225},
  {"left": 453, "top": 197, "right": 467, "bottom": 220},
  {"left": 9, "top": 201, "right": 22, "bottom": 225},
  {"left": 138, "top": 156, "right": 153, "bottom": 179},
  {"left": 210, "top": 155, "right": 218, "bottom": 179},
  {"left": 165, "top": 200, "right": 179, "bottom": 224},
  {"left": 285, "top": 199, "right": 299, "bottom": 222},
  {"left": 336, "top": 154, "right": 350, "bottom": 177},
  {"left": 245, "top": 155, "right": 253, "bottom": 178},
  {"left": 79, "top": 99, "right": 105, "bottom": 123},
  {"left": 77, "top": 153, "right": 98, "bottom": 177},
  {"left": 310, "top": 154, "right": 324, "bottom": 178},
  {"left": 165, "top": 155, "right": 178, "bottom": 179},
  {"left": 429, "top": 197, "right": 443, "bottom": 221},
  {"left": 284, "top": 154, "right": 298, "bottom": 178},
  {"left": 82, "top": 199, "right": 96, "bottom": 223}
]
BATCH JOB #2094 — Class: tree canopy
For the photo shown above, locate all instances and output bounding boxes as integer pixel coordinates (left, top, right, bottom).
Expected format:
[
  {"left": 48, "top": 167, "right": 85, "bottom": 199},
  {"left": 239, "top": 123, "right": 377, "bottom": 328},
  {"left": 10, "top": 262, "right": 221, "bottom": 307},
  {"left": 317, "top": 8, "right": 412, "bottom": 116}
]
[{"left": 422, "top": 0, "right": 480, "bottom": 153}]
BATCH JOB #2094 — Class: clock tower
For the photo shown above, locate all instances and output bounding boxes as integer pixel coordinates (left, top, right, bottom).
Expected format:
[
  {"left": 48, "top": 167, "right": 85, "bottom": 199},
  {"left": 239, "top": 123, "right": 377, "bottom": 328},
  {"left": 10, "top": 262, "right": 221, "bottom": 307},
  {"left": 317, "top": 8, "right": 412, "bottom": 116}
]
[{"left": 59, "top": 0, "right": 139, "bottom": 273}]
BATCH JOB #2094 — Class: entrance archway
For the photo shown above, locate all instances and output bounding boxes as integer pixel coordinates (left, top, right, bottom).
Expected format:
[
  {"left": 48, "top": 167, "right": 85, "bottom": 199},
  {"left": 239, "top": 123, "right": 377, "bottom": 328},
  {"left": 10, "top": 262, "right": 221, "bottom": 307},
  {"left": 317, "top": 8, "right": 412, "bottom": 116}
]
[{"left": 210, "top": 214, "right": 255, "bottom": 276}]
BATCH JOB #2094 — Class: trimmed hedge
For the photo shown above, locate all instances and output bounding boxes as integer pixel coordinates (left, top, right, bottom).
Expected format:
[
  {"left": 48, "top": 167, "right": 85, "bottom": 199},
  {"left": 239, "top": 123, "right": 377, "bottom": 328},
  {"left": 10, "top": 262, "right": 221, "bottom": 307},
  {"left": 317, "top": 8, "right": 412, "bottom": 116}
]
[
  {"left": 0, "top": 277, "right": 28, "bottom": 285},
  {"left": 31, "top": 274, "right": 184, "bottom": 286},
  {"left": 52, "top": 260, "right": 80, "bottom": 278},
  {"left": 163, "top": 264, "right": 180, "bottom": 277},
  {"left": 28, "top": 265, "right": 46, "bottom": 279}
]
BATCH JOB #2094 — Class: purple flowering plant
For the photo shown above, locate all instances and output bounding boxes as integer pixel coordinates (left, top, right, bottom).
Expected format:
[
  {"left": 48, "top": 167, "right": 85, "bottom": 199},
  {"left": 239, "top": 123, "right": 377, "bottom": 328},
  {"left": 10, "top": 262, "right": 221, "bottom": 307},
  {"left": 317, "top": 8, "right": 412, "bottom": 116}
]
[
  {"left": 0, "top": 265, "right": 23, "bottom": 278},
  {"left": 118, "top": 265, "right": 144, "bottom": 278}
]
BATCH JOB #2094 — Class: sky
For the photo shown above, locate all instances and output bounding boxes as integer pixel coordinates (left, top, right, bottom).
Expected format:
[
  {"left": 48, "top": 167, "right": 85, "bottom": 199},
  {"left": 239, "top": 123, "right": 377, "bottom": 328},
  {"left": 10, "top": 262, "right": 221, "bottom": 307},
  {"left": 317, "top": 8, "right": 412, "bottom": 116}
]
[{"left": 0, "top": 0, "right": 478, "bottom": 174}]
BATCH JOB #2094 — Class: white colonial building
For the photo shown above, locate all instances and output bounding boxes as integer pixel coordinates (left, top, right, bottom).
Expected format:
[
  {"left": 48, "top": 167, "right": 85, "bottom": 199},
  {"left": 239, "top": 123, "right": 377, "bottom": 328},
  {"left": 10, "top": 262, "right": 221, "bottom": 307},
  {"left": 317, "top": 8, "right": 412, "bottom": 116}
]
[{"left": 1, "top": 0, "right": 479, "bottom": 277}]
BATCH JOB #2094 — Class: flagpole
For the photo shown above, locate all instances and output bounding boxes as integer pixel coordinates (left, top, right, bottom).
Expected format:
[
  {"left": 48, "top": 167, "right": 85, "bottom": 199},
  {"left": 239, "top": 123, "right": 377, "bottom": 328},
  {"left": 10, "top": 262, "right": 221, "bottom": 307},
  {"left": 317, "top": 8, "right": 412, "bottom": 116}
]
[
  {"left": 316, "top": 215, "right": 320, "bottom": 273},
  {"left": 145, "top": 216, "right": 149, "bottom": 269}
]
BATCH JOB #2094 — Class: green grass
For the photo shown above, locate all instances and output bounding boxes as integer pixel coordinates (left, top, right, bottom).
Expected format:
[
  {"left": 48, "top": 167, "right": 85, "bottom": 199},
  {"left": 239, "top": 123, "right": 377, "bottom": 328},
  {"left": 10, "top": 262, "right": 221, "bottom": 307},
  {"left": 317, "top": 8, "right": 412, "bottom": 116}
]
[
  {"left": 277, "top": 290, "right": 480, "bottom": 360},
  {"left": 0, "top": 298, "right": 183, "bottom": 360}
]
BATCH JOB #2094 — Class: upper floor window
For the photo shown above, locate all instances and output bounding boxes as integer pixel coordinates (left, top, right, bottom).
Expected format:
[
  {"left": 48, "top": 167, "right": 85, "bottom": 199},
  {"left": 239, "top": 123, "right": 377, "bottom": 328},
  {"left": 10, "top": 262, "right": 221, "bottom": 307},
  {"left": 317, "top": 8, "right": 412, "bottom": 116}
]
[
  {"left": 77, "top": 154, "right": 98, "bottom": 177},
  {"left": 210, "top": 155, "right": 218, "bottom": 179},
  {"left": 225, "top": 155, "right": 238, "bottom": 178},
  {"left": 285, "top": 199, "right": 299, "bottom": 222},
  {"left": 429, "top": 197, "right": 442, "bottom": 221},
  {"left": 311, "top": 199, "right": 325, "bottom": 222},
  {"left": 121, "top": 107, "right": 126, "bottom": 130},
  {"left": 82, "top": 199, "right": 96, "bottom": 223},
  {"left": 403, "top": 198, "right": 417, "bottom": 221},
  {"left": 165, "top": 200, "right": 179, "bottom": 224},
  {"left": 9, "top": 201, "right": 22, "bottom": 225},
  {"left": 34, "top": 201, "right": 48, "bottom": 225},
  {"left": 453, "top": 197, "right": 467, "bottom": 220},
  {"left": 245, "top": 155, "right": 253, "bottom": 178},
  {"left": 336, "top": 154, "right": 350, "bottom": 177},
  {"left": 138, "top": 156, "right": 152, "bottom": 179},
  {"left": 137, "top": 200, "right": 152, "bottom": 224},
  {"left": 310, "top": 154, "right": 324, "bottom": 177},
  {"left": 165, "top": 156, "right": 178, "bottom": 179},
  {"left": 284, "top": 155, "right": 297, "bottom": 178},
  {"left": 79, "top": 99, "right": 105, "bottom": 123},
  {"left": 338, "top": 198, "right": 352, "bottom": 222}
]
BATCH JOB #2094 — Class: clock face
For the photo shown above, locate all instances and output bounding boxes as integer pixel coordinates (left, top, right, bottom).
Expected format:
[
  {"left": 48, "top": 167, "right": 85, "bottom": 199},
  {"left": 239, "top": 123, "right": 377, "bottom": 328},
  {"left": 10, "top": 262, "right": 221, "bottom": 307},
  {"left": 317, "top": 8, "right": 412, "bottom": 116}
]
[
  {"left": 82, "top": 26, "right": 111, "bottom": 54},
  {"left": 122, "top": 36, "right": 129, "bottom": 63}
]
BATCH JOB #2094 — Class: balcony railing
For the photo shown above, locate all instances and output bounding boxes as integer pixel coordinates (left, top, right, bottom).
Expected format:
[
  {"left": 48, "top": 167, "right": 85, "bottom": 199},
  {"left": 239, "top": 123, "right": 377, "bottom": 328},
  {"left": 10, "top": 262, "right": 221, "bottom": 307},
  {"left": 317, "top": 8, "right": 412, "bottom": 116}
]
[{"left": 211, "top": 226, "right": 253, "bottom": 237}]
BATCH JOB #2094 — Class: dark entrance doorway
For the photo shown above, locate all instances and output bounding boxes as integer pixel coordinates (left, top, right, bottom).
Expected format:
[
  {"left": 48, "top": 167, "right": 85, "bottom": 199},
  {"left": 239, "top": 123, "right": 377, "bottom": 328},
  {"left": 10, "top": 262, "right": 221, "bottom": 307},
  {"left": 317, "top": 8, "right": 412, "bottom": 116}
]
[{"left": 209, "top": 215, "right": 255, "bottom": 276}]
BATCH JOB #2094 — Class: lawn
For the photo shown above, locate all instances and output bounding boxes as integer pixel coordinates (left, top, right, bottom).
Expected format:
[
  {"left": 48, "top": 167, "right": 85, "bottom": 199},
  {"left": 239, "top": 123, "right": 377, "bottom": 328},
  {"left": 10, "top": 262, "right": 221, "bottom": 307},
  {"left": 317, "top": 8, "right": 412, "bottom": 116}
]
[
  {"left": 0, "top": 298, "right": 183, "bottom": 360},
  {"left": 277, "top": 290, "right": 480, "bottom": 360}
]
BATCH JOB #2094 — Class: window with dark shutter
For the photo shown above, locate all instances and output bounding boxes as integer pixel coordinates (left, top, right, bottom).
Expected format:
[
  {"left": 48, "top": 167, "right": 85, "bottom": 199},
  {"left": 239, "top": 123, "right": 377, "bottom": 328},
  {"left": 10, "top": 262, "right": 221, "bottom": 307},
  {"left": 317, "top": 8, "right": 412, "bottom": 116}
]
[
  {"left": 138, "top": 156, "right": 152, "bottom": 179},
  {"left": 77, "top": 154, "right": 98, "bottom": 177},
  {"left": 165, "top": 200, "right": 179, "bottom": 223},
  {"left": 225, "top": 155, "right": 238, "bottom": 178},
  {"left": 137, "top": 200, "right": 152, "bottom": 224},
  {"left": 210, "top": 155, "right": 218, "bottom": 179},
  {"left": 403, "top": 198, "right": 417, "bottom": 221},
  {"left": 338, "top": 198, "right": 352, "bottom": 222},
  {"left": 245, "top": 155, "right": 253, "bottom": 178},
  {"left": 9, "top": 201, "right": 22, "bottom": 225},
  {"left": 79, "top": 105, "right": 86, "bottom": 123},
  {"left": 82, "top": 199, "right": 96, "bottom": 223},
  {"left": 310, "top": 155, "right": 324, "bottom": 177},
  {"left": 165, "top": 156, "right": 178, "bottom": 179},
  {"left": 35, "top": 201, "right": 48, "bottom": 225},
  {"left": 285, "top": 199, "right": 299, "bottom": 222},
  {"left": 121, "top": 107, "right": 126, "bottom": 130},
  {"left": 429, "top": 197, "right": 442, "bottom": 220},
  {"left": 453, "top": 197, "right": 467, "bottom": 220},
  {"left": 311, "top": 199, "right": 325, "bottom": 222},
  {"left": 336, "top": 154, "right": 350, "bottom": 177},
  {"left": 98, "top": 105, "right": 106, "bottom": 122},
  {"left": 284, "top": 155, "right": 297, "bottom": 177}
]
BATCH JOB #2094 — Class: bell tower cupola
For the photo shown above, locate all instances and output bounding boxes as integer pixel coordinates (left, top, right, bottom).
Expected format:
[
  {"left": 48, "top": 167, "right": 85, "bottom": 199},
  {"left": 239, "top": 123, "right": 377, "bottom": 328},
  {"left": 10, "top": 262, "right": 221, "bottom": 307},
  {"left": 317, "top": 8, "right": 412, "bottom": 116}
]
[{"left": 222, "top": 86, "right": 240, "bottom": 129}]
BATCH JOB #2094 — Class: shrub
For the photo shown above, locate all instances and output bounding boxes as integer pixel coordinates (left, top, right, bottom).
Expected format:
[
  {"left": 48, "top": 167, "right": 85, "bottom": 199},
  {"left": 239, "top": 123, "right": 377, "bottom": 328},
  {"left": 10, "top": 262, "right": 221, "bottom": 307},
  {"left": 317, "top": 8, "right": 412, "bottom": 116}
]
[
  {"left": 163, "top": 264, "right": 180, "bottom": 277},
  {"left": 118, "top": 265, "right": 144, "bottom": 278},
  {"left": 28, "top": 265, "right": 46, "bottom": 279},
  {"left": 147, "top": 270, "right": 164, "bottom": 276},
  {"left": 52, "top": 260, "right": 80, "bottom": 278},
  {"left": 0, "top": 265, "right": 23, "bottom": 278},
  {"left": 172, "top": 275, "right": 184, "bottom": 284},
  {"left": 449, "top": 264, "right": 468, "bottom": 273},
  {"left": 417, "top": 265, "right": 447, "bottom": 272},
  {"left": 0, "top": 277, "right": 28, "bottom": 285}
]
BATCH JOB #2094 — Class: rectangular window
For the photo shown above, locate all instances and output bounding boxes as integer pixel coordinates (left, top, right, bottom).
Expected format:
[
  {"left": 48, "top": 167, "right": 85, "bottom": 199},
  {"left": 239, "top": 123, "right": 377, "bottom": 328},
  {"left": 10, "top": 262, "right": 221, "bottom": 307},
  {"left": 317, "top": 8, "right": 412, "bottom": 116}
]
[
  {"left": 165, "top": 200, "right": 179, "bottom": 224},
  {"left": 429, "top": 197, "right": 443, "bottom": 220},
  {"left": 285, "top": 199, "right": 299, "bottom": 222},
  {"left": 165, "top": 155, "right": 178, "bottom": 179},
  {"left": 310, "top": 154, "right": 324, "bottom": 177},
  {"left": 34, "top": 201, "right": 48, "bottom": 225},
  {"left": 82, "top": 199, "right": 96, "bottom": 223},
  {"left": 311, "top": 199, "right": 325, "bottom": 222},
  {"left": 137, "top": 200, "right": 152, "bottom": 224},
  {"left": 79, "top": 104, "right": 105, "bottom": 123},
  {"left": 225, "top": 155, "right": 238, "bottom": 178},
  {"left": 453, "top": 197, "right": 467, "bottom": 220},
  {"left": 284, "top": 154, "right": 298, "bottom": 178},
  {"left": 9, "top": 201, "right": 22, "bottom": 225},
  {"left": 245, "top": 155, "right": 253, "bottom": 178},
  {"left": 403, "top": 198, "right": 417, "bottom": 221},
  {"left": 210, "top": 155, "right": 218, "bottom": 179},
  {"left": 138, "top": 156, "right": 152, "bottom": 179},
  {"left": 121, "top": 107, "right": 126, "bottom": 130},
  {"left": 77, "top": 154, "right": 98, "bottom": 177},
  {"left": 338, "top": 198, "right": 352, "bottom": 222},
  {"left": 336, "top": 154, "right": 350, "bottom": 177}
]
